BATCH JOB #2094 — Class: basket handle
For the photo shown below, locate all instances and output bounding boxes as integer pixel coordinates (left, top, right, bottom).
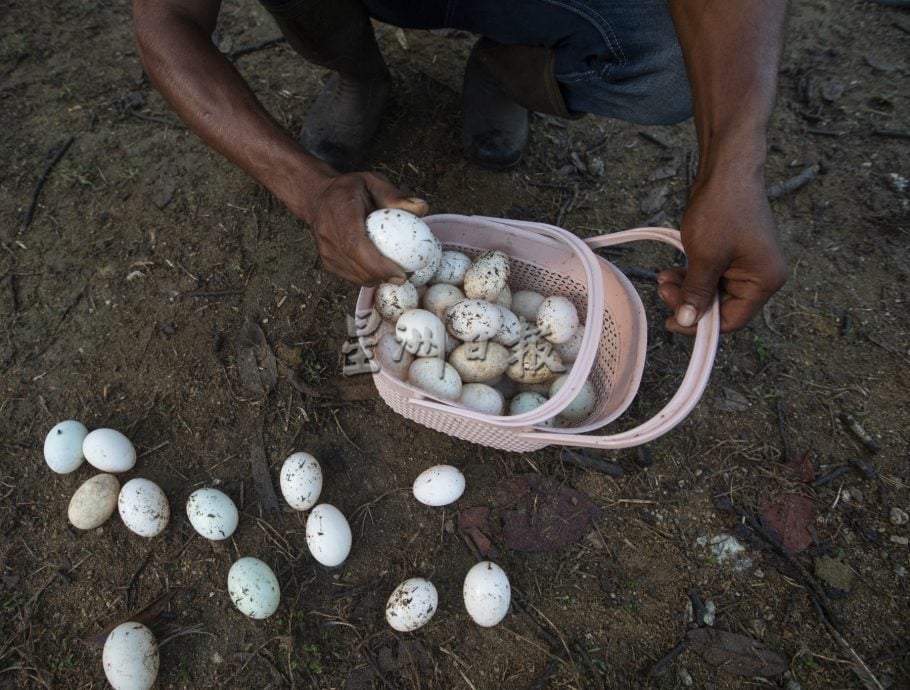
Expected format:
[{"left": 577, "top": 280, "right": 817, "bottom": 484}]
[{"left": 512, "top": 226, "right": 720, "bottom": 448}]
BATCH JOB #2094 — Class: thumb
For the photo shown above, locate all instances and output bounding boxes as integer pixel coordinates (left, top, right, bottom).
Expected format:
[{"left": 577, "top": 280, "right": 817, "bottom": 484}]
[
  {"left": 675, "top": 258, "right": 722, "bottom": 328},
  {"left": 364, "top": 176, "right": 429, "bottom": 217}
]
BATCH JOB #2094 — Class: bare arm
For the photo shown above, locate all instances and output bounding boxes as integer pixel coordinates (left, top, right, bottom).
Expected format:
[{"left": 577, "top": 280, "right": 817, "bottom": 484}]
[
  {"left": 131, "top": 0, "right": 424, "bottom": 284},
  {"left": 659, "top": 0, "right": 789, "bottom": 334}
]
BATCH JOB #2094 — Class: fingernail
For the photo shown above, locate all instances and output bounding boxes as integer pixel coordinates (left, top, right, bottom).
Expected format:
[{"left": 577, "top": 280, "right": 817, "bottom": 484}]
[
  {"left": 407, "top": 197, "right": 427, "bottom": 206},
  {"left": 676, "top": 304, "right": 697, "bottom": 328}
]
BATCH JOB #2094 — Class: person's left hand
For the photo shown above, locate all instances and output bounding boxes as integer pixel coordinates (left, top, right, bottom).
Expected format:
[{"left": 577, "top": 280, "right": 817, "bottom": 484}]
[{"left": 657, "top": 174, "right": 788, "bottom": 335}]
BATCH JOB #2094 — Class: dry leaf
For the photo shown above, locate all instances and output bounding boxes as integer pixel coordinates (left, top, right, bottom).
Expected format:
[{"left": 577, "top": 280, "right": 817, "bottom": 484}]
[
  {"left": 236, "top": 317, "right": 277, "bottom": 398},
  {"left": 686, "top": 628, "right": 787, "bottom": 677}
]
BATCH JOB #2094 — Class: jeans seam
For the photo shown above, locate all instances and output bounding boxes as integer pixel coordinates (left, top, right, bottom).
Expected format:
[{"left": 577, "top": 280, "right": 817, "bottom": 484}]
[{"left": 536, "top": 0, "right": 627, "bottom": 71}]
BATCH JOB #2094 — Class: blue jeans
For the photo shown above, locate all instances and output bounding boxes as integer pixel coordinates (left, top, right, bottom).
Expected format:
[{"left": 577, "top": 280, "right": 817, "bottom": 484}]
[{"left": 262, "top": 0, "right": 692, "bottom": 125}]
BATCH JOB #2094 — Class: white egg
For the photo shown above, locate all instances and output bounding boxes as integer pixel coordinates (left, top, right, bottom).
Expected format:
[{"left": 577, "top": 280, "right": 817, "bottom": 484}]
[
  {"left": 553, "top": 329, "right": 584, "bottom": 364},
  {"left": 279, "top": 452, "right": 323, "bottom": 511},
  {"left": 509, "top": 391, "right": 548, "bottom": 416},
  {"left": 68, "top": 474, "right": 119, "bottom": 529},
  {"left": 408, "top": 358, "right": 463, "bottom": 401},
  {"left": 374, "top": 282, "right": 419, "bottom": 322},
  {"left": 511, "top": 291, "right": 545, "bottom": 321},
  {"left": 306, "top": 504, "right": 352, "bottom": 567},
  {"left": 386, "top": 578, "right": 438, "bottom": 632},
  {"left": 448, "top": 341, "right": 510, "bottom": 383},
  {"left": 366, "top": 209, "right": 439, "bottom": 273},
  {"left": 458, "top": 384, "right": 505, "bottom": 415},
  {"left": 422, "top": 283, "right": 465, "bottom": 320},
  {"left": 412, "top": 465, "right": 466, "bottom": 506},
  {"left": 186, "top": 488, "right": 239, "bottom": 540},
  {"left": 463, "top": 561, "right": 511, "bottom": 627},
  {"left": 373, "top": 334, "right": 413, "bottom": 380},
  {"left": 408, "top": 236, "right": 442, "bottom": 286},
  {"left": 102, "top": 622, "right": 159, "bottom": 690},
  {"left": 432, "top": 251, "right": 472, "bottom": 285},
  {"left": 228, "top": 557, "right": 281, "bottom": 619},
  {"left": 396, "top": 309, "right": 446, "bottom": 357},
  {"left": 118, "top": 478, "right": 169, "bottom": 537},
  {"left": 463, "top": 250, "right": 510, "bottom": 301},
  {"left": 492, "top": 307, "right": 521, "bottom": 347},
  {"left": 83, "top": 428, "right": 136, "bottom": 473},
  {"left": 549, "top": 375, "right": 597, "bottom": 421},
  {"left": 537, "top": 296, "right": 579, "bottom": 344},
  {"left": 445, "top": 299, "right": 504, "bottom": 342},
  {"left": 44, "top": 420, "right": 88, "bottom": 474}
]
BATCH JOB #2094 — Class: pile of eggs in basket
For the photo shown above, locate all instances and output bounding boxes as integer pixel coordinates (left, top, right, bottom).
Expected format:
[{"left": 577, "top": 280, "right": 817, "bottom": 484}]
[{"left": 366, "top": 209, "right": 597, "bottom": 425}]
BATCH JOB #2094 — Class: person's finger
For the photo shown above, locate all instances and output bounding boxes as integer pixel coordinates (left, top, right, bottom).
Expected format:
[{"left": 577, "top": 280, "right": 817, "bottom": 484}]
[
  {"left": 363, "top": 174, "right": 429, "bottom": 217},
  {"left": 674, "top": 254, "right": 724, "bottom": 329}
]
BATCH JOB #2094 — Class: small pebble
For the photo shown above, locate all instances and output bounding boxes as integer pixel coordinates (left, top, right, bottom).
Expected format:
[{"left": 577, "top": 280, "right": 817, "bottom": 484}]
[
  {"left": 890, "top": 535, "right": 908, "bottom": 546},
  {"left": 895, "top": 565, "right": 907, "bottom": 578},
  {"left": 890, "top": 507, "right": 908, "bottom": 526}
]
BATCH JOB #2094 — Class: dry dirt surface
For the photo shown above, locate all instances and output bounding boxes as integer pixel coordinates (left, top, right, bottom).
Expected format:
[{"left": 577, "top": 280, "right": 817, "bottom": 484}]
[{"left": 1, "top": 1, "right": 909, "bottom": 689}]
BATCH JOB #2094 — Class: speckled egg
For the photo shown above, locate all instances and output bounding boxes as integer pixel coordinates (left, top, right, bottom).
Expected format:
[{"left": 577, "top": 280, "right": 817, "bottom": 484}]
[
  {"left": 492, "top": 307, "right": 521, "bottom": 347},
  {"left": 279, "top": 452, "right": 323, "bottom": 512},
  {"left": 408, "top": 236, "right": 442, "bottom": 286},
  {"left": 494, "top": 285, "right": 512, "bottom": 309},
  {"left": 445, "top": 299, "right": 503, "bottom": 342},
  {"left": 463, "top": 250, "right": 510, "bottom": 301},
  {"left": 374, "top": 282, "right": 419, "bottom": 321},
  {"left": 44, "top": 420, "right": 88, "bottom": 474},
  {"left": 186, "top": 487, "right": 239, "bottom": 540},
  {"left": 423, "top": 283, "right": 465, "bottom": 320},
  {"left": 386, "top": 578, "right": 438, "bottom": 632},
  {"left": 463, "top": 561, "right": 511, "bottom": 627},
  {"left": 228, "top": 557, "right": 281, "bottom": 619},
  {"left": 506, "top": 346, "right": 565, "bottom": 384},
  {"left": 102, "top": 622, "right": 159, "bottom": 690},
  {"left": 365, "top": 209, "right": 439, "bottom": 273},
  {"left": 306, "top": 504, "right": 352, "bottom": 567},
  {"left": 118, "top": 478, "right": 170, "bottom": 537},
  {"left": 553, "top": 329, "right": 585, "bottom": 364},
  {"left": 431, "top": 251, "right": 472, "bottom": 285},
  {"left": 68, "top": 474, "right": 120, "bottom": 529},
  {"left": 412, "top": 465, "right": 465, "bottom": 506}
]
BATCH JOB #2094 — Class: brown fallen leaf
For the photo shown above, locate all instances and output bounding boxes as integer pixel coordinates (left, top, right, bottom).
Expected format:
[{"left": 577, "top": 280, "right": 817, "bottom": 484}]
[
  {"left": 686, "top": 628, "right": 787, "bottom": 677},
  {"left": 759, "top": 492, "right": 814, "bottom": 554},
  {"left": 457, "top": 506, "right": 498, "bottom": 558},
  {"left": 235, "top": 317, "right": 277, "bottom": 398}
]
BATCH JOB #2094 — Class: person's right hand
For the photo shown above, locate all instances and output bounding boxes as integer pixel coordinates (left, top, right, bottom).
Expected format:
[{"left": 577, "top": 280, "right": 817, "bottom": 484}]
[{"left": 303, "top": 171, "right": 429, "bottom": 286}]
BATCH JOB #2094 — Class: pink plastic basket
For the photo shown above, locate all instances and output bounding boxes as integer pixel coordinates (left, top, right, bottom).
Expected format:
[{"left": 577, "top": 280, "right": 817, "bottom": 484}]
[{"left": 355, "top": 214, "right": 720, "bottom": 452}]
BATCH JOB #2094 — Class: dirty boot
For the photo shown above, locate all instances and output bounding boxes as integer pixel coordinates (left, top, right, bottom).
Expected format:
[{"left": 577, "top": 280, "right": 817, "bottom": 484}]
[
  {"left": 462, "top": 38, "right": 576, "bottom": 170},
  {"left": 269, "top": 2, "right": 390, "bottom": 171}
]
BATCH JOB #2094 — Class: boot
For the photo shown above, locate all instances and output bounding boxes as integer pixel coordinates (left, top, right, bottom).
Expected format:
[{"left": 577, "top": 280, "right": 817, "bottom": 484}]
[
  {"left": 270, "top": 2, "right": 390, "bottom": 171},
  {"left": 462, "top": 38, "right": 577, "bottom": 170}
]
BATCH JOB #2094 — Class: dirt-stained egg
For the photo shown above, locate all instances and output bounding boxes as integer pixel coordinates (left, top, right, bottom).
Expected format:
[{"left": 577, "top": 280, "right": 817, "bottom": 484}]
[
  {"left": 553, "top": 329, "right": 584, "bottom": 364},
  {"left": 432, "top": 251, "right": 472, "bottom": 286},
  {"left": 408, "top": 236, "right": 442, "bottom": 286},
  {"left": 412, "top": 465, "right": 465, "bottom": 506},
  {"left": 423, "top": 283, "right": 465, "bottom": 320},
  {"left": 508, "top": 392, "right": 556, "bottom": 427},
  {"left": 537, "top": 296, "right": 579, "bottom": 344},
  {"left": 463, "top": 561, "right": 511, "bottom": 627},
  {"left": 386, "top": 578, "right": 438, "bottom": 631},
  {"left": 44, "top": 420, "right": 88, "bottom": 474},
  {"left": 445, "top": 299, "right": 503, "bottom": 342},
  {"left": 463, "top": 250, "right": 510, "bottom": 301},
  {"left": 506, "top": 346, "right": 564, "bottom": 384},
  {"left": 186, "top": 487, "right": 239, "bottom": 540},
  {"left": 408, "top": 358, "right": 463, "bottom": 401},
  {"left": 279, "top": 452, "right": 323, "bottom": 512},
  {"left": 366, "top": 209, "right": 440, "bottom": 273},
  {"left": 103, "top": 621, "right": 159, "bottom": 690},
  {"left": 68, "top": 474, "right": 120, "bottom": 529},
  {"left": 374, "top": 282, "right": 419, "bottom": 322},
  {"left": 228, "top": 557, "right": 281, "bottom": 619},
  {"left": 493, "top": 307, "right": 521, "bottom": 347},
  {"left": 306, "top": 504, "right": 352, "bottom": 567},
  {"left": 118, "top": 478, "right": 170, "bottom": 537},
  {"left": 448, "top": 341, "right": 510, "bottom": 383},
  {"left": 83, "top": 428, "right": 136, "bottom": 473}
]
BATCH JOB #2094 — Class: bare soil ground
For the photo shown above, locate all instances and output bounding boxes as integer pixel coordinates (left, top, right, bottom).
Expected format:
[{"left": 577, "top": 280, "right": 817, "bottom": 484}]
[{"left": 1, "top": 1, "right": 908, "bottom": 688}]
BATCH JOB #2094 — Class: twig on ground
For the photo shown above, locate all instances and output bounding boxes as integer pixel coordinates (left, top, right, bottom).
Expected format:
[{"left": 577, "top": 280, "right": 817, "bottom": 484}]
[
  {"left": 560, "top": 449, "right": 625, "bottom": 477},
  {"left": 767, "top": 165, "right": 819, "bottom": 200},
  {"left": 838, "top": 413, "right": 881, "bottom": 453},
  {"left": 639, "top": 131, "right": 672, "bottom": 148},
  {"left": 849, "top": 456, "right": 879, "bottom": 481},
  {"left": 180, "top": 288, "right": 242, "bottom": 299},
  {"left": 872, "top": 128, "right": 910, "bottom": 139},
  {"left": 620, "top": 267, "right": 659, "bottom": 282},
  {"left": 647, "top": 639, "right": 690, "bottom": 677},
  {"left": 20, "top": 136, "right": 74, "bottom": 234},
  {"left": 122, "top": 553, "right": 152, "bottom": 610},
  {"left": 129, "top": 110, "right": 184, "bottom": 128},
  {"left": 810, "top": 466, "right": 852, "bottom": 488},
  {"left": 811, "top": 596, "right": 885, "bottom": 690}
]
